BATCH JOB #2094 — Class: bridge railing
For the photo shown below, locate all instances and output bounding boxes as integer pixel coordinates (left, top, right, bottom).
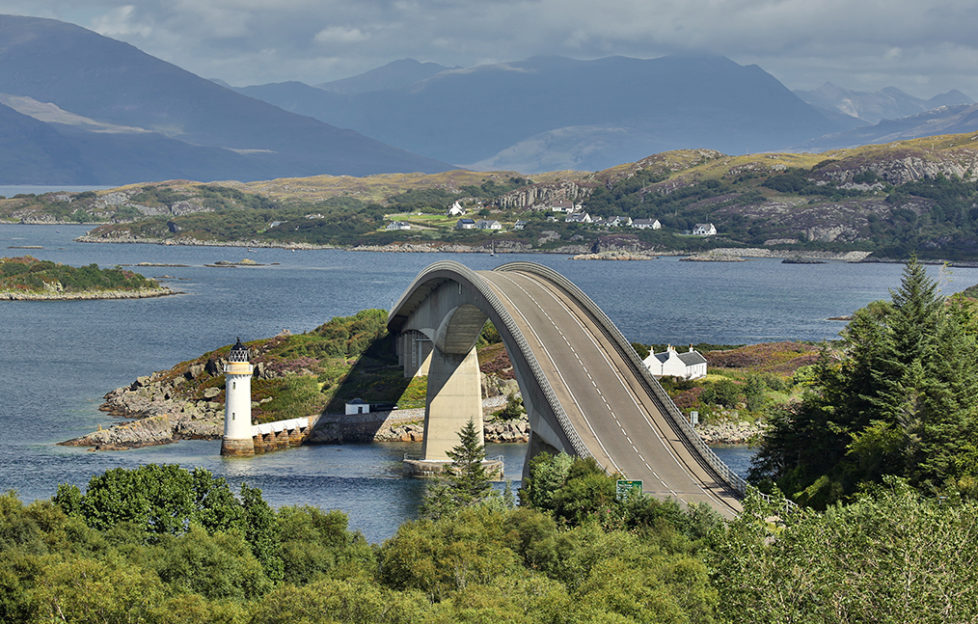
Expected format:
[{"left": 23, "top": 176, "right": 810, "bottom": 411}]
[{"left": 494, "top": 262, "right": 757, "bottom": 497}]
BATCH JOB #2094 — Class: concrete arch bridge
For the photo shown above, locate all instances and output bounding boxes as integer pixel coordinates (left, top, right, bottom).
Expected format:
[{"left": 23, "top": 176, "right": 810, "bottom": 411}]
[{"left": 388, "top": 261, "right": 746, "bottom": 518}]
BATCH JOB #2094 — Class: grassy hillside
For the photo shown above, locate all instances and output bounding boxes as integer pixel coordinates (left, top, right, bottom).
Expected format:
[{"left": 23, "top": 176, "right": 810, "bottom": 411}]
[{"left": 8, "top": 131, "right": 978, "bottom": 259}]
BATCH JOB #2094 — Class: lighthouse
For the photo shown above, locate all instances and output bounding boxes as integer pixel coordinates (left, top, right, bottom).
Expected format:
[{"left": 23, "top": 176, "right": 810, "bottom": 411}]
[{"left": 221, "top": 338, "right": 255, "bottom": 456}]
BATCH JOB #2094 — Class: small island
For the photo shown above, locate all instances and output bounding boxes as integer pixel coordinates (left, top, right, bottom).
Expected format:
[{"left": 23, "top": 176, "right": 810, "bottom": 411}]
[{"left": 0, "top": 256, "right": 174, "bottom": 300}]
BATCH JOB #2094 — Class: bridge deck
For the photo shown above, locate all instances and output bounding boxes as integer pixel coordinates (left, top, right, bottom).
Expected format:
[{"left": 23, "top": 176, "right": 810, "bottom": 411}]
[{"left": 480, "top": 269, "right": 743, "bottom": 518}]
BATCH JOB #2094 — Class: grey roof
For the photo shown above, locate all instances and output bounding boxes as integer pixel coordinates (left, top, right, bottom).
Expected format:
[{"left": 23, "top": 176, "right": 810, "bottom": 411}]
[
  {"left": 653, "top": 352, "right": 670, "bottom": 364},
  {"left": 678, "top": 351, "right": 707, "bottom": 366}
]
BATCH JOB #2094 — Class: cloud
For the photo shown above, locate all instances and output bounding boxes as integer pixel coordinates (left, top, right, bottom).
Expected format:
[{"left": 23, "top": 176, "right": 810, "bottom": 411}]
[
  {"left": 0, "top": 0, "right": 975, "bottom": 97},
  {"left": 314, "top": 25, "right": 369, "bottom": 45}
]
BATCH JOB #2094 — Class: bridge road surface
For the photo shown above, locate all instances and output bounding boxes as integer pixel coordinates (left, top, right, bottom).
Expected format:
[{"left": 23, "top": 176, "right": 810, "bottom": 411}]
[{"left": 481, "top": 269, "right": 743, "bottom": 518}]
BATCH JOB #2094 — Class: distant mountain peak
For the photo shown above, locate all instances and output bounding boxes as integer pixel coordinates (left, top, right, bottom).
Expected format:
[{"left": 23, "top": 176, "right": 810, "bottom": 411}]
[{"left": 318, "top": 58, "right": 455, "bottom": 94}]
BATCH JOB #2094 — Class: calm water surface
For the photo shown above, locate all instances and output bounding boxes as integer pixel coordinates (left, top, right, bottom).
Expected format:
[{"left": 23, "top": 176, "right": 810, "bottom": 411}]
[{"left": 4, "top": 224, "right": 977, "bottom": 541}]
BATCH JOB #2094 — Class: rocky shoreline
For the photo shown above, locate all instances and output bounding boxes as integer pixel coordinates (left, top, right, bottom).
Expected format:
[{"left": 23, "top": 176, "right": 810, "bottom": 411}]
[
  {"left": 73, "top": 233, "right": 873, "bottom": 263},
  {"left": 64, "top": 362, "right": 761, "bottom": 451},
  {"left": 0, "top": 287, "right": 177, "bottom": 301}
]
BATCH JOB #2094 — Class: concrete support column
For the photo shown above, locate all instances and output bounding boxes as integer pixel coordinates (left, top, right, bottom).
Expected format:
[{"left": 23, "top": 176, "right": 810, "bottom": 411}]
[{"left": 421, "top": 343, "right": 484, "bottom": 460}]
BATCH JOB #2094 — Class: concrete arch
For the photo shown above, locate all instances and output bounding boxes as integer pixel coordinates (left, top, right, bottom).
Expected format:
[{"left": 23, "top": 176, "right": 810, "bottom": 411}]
[{"left": 389, "top": 261, "right": 745, "bottom": 517}]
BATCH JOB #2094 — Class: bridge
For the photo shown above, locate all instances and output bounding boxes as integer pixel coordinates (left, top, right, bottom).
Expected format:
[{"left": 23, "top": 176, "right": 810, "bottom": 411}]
[{"left": 388, "top": 261, "right": 747, "bottom": 518}]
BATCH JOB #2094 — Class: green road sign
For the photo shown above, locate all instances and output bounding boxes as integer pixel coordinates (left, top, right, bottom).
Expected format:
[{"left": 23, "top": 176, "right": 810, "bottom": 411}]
[{"left": 616, "top": 479, "right": 642, "bottom": 501}]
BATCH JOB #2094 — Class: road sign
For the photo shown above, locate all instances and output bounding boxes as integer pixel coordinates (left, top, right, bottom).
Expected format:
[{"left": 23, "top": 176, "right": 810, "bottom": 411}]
[{"left": 616, "top": 479, "right": 642, "bottom": 501}]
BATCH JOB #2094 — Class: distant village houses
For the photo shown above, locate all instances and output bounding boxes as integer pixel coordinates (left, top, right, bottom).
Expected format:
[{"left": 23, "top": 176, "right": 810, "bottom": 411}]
[
  {"left": 455, "top": 218, "right": 476, "bottom": 230},
  {"left": 447, "top": 201, "right": 466, "bottom": 217},
  {"left": 385, "top": 221, "right": 412, "bottom": 231},
  {"left": 693, "top": 223, "right": 717, "bottom": 236},
  {"left": 548, "top": 200, "right": 578, "bottom": 213},
  {"left": 565, "top": 212, "right": 592, "bottom": 224},
  {"left": 513, "top": 220, "right": 528, "bottom": 230},
  {"left": 631, "top": 218, "right": 661, "bottom": 230},
  {"left": 643, "top": 345, "right": 707, "bottom": 380},
  {"left": 476, "top": 219, "right": 503, "bottom": 230}
]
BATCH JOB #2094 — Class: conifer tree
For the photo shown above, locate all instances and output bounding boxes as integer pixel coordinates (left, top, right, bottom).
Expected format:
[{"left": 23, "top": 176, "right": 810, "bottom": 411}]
[
  {"left": 419, "top": 418, "right": 493, "bottom": 519},
  {"left": 753, "top": 257, "right": 978, "bottom": 505}
]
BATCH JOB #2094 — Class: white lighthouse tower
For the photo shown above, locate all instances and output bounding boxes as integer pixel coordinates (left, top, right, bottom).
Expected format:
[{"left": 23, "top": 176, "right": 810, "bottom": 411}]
[{"left": 221, "top": 338, "right": 255, "bottom": 456}]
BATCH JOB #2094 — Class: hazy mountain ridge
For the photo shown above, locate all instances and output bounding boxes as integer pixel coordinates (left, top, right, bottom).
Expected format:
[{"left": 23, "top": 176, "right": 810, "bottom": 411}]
[
  {"left": 0, "top": 15, "right": 450, "bottom": 184},
  {"left": 796, "top": 82, "right": 974, "bottom": 124},
  {"left": 238, "top": 54, "right": 850, "bottom": 172}
]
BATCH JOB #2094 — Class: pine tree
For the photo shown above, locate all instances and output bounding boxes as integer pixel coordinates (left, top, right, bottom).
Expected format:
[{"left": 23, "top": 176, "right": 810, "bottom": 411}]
[
  {"left": 419, "top": 419, "right": 493, "bottom": 519},
  {"left": 446, "top": 418, "right": 492, "bottom": 504},
  {"left": 754, "top": 257, "right": 978, "bottom": 505}
]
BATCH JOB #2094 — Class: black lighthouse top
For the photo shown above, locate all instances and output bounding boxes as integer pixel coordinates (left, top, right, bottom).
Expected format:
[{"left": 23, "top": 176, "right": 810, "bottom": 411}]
[{"left": 228, "top": 337, "right": 250, "bottom": 362}]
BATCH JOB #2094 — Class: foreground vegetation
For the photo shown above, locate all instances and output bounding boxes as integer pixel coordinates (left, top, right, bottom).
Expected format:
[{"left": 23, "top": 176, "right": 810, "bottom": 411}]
[
  {"left": 2, "top": 452, "right": 975, "bottom": 623},
  {"left": 0, "top": 256, "right": 164, "bottom": 296}
]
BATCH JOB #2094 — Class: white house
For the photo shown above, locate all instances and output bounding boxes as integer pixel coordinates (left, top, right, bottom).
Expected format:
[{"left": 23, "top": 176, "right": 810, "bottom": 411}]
[
  {"left": 605, "top": 215, "right": 632, "bottom": 227},
  {"left": 643, "top": 345, "right": 707, "bottom": 380},
  {"left": 455, "top": 218, "right": 476, "bottom": 230},
  {"left": 385, "top": 221, "right": 412, "bottom": 231},
  {"left": 693, "top": 223, "right": 717, "bottom": 236},
  {"left": 345, "top": 398, "right": 371, "bottom": 415},
  {"left": 476, "top": 219, "right": 503, "bottom": 230},
  {"left": 447, "top": 201, "right": 466, "bottom": 217},
  {"left": 565, "top": 212, "right": 591, "bottom": 224},
  {"left": 548, "top": 200, "right": 576, "bottom": 213},
  {"left": 632, "top": 218, "right": 661, "bottom": 230}
]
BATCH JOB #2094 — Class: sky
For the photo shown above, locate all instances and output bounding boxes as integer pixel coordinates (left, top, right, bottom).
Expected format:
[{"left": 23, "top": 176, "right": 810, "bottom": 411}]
[{"left": 2, "top": 1, "right": 976, "bottom": 98}]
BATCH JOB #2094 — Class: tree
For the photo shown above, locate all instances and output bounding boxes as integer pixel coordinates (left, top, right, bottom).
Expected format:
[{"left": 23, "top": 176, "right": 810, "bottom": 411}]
[
  {"left": 752, "top": 257, "right": 978, "bottom": 505},
  {"left": 420, "top": 419, "right": 494, "bottom": 519}
]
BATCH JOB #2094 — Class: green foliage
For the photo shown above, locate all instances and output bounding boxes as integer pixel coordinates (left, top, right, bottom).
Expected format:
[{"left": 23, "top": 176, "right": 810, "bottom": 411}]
[
  {"left": 710, "top": 479, "right": 978, "bottom": 623},
  {"left": 495, "top": 393, "right": 525, "bottom": 421},
  {"left": 420, "top": 419, "right": 495, "bottom": 520},
  {"left": 753, "top": 258, "right": 978, "bottom": 506},
  {"left": 0, "top": 256, "right": 160, "bottom": 294}
]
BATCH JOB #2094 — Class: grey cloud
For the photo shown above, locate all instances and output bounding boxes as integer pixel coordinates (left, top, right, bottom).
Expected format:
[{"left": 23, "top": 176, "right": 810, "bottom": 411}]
[{"left": 1, "top": 0, "right": 975, "bottom": 97}]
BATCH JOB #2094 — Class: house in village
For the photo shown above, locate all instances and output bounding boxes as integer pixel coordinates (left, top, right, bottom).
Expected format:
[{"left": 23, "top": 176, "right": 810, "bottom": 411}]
[
  {"left": 643, "top": 345, "right": 707, "bottom": 380},
  {"left": 565, "top": 212, "right": 591, "bottom": 224},
  {"left": 693, "top": 223, "right": 717, "bottom": 236},
  {"left": 605, "top": 216, "right": 632, "bottom": 227},
  {"left": 632, "top": 218, "right": 661, "bottom": 230},
  {"left": 513, "top": 220, "right": 528, "bottom": 230},
  {"left": 447, "top": 201, "right": 466, "bottom": 217},
  {"left": 548, "top": 200, "right": 576, "bottom": 213},
  {"left": 385, "top": 221, "right": 412, "bottom": 231},
  {"left": 476, "top": 219, "right": 503, "bottom": 230},
  {"left": 455, "top": 218, "right": 476, "bottom": 230}
]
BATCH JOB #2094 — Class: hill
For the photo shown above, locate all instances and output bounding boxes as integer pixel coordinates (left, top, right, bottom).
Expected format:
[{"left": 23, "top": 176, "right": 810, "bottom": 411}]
[
  {"left": 0, "top": 15, "right": 450, "bottom": 184},
  {"left": 12, "top": 131, "right": 978, "bottom": 260},
  {"left": 238, "top": 54, "right": 852, "bottom": 172}
]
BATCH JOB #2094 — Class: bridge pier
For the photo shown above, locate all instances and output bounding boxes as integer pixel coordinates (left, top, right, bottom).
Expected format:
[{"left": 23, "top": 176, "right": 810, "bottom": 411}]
[{"left": 421, "top": 343, "right": 484, "bottom": 460}]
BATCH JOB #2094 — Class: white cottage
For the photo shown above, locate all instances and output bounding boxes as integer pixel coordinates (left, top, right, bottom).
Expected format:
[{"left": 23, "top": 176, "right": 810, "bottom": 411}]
[
  {"left": 643, "top": 345, "right": 707, "bottom": 380},
  {"left": 693, "top": 223, "right": 717, "bottom": 236},
  {"left": 447, "top": 201, "right": 466, "bottom": 217}
]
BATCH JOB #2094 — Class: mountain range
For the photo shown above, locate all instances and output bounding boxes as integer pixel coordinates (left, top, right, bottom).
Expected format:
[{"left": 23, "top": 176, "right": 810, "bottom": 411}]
[
  {"left": 0, "top": 15, "right": 449, "bottom": 184},
  {"left": 238, "top": 55, "right": 856, "bottom": 172},
  {"left": 1, "top": 13, "right": 976, "bottom": 185},
  {"left": 795, "top": 82, "right": 973, "bottom": 124}
]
